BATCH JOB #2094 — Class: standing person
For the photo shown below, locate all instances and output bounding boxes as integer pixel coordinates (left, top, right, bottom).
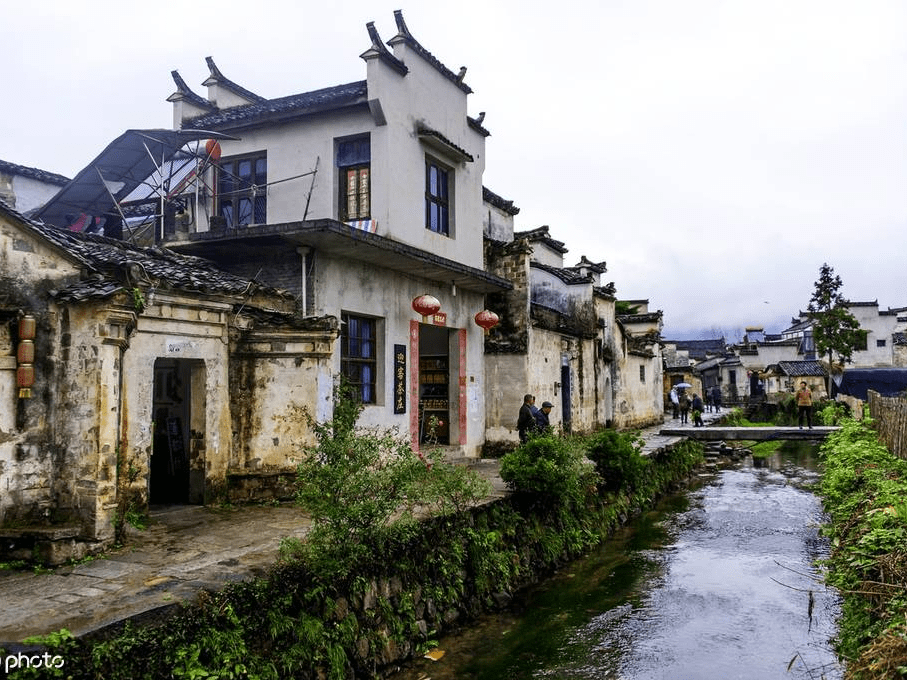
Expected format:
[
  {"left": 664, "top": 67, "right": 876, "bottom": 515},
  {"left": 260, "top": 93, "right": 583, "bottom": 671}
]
[
  {"left": 535, "top": 401, "right": 553, "bottom": 432},
  {"left": 712, "top": 385, "right": 722, "bottom": 412},
  {"left": 517, "top": 394, "right": 537, "bottom": 443},
  {"left": 691, "top": 393, "right": 704, "bottom": 427},
  {"left": 678, "top": 390, "right": 691, "bottom": 425},
  {"left": 796, "top": 381, "right": 813, "bottom": 430},
  {"left": 704, "top": 389, "right": 713, "bottom": 413},
  {"left": 670, "top": 387, "right": 680, "bottom": 419}
]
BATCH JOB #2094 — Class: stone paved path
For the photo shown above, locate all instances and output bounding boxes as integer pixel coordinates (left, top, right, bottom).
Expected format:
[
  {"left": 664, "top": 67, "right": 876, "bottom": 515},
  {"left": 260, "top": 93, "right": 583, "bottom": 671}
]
[{"left": 0, "top": 410, "right": 719, "bottom": 644}]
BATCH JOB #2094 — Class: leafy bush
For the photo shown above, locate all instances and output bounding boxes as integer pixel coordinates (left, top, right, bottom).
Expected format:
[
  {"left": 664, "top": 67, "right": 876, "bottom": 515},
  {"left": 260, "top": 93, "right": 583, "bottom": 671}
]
[
  {"left": 499, "top": 433, "right": 591, "bottom": 509},
  {"left": 293, "top": 382, "right": 490, "bottom": 579},
  {"left": 816, "top": 399, "right": 848, "bottom": 425},
  {"left": 585, "top": 429, "right": 647, "bottom": 492}
]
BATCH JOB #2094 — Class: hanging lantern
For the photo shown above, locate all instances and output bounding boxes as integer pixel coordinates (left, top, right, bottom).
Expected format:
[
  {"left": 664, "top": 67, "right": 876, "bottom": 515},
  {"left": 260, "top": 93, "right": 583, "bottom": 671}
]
[
  {"left": 205, "top": 139, "right": 222, "bottom": 162},
  {"left": 17, "top": 364, "right": 35, "bottom": 399},
  {"left": 17, "top": 339, "right": 34, "bottom": 364},
  {"left": 474, "top": 309, "right": 500, "bottom": 334},
  {"left": 412, "top": 294, "right": 441, "bottom": 322},
  {"left": 18, "top": 314, "right": 36, "bottom": 340},
  {"left": 17, "top": 314, "right": 37, "bottom": 399}
]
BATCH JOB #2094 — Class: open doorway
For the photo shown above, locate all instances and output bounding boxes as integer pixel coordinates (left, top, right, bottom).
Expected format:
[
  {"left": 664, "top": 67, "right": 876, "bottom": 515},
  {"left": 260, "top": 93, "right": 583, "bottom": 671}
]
[
  {"left": 418, "top": 324, "right": 450, "bottom": 445},
  {"left": 150, "top": 359, "right": 206, "bottom": 504}
]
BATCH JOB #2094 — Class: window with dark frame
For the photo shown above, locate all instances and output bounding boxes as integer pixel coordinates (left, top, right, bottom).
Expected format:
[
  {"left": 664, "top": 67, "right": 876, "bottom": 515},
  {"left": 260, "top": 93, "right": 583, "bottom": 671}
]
[
  {"left": 216, "top": 152, "right": 267, "bottom": 227},
  {"left": 639, "top": 365, "right": 646, "bottom": 382},
  {"left": 341, "top": 313, "right": 377, "bottom": 404},
  {"left": 877, "top": 338, "right": 887, "bottom": 348},
  {"left": 425, "top": 159, "right": 450, "bottom": 235},
  {"left": 337, "top": 137, "right": 370, "bottom": 221}
]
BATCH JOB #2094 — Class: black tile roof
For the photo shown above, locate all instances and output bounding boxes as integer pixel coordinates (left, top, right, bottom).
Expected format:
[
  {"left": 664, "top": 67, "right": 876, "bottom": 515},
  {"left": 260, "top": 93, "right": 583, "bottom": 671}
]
[
  {"left": 183, "top": 81, "right": 369, "bottom": 131},
  {"left": 531, "top": 260, "right": 591, "bottom": 285},
  {"left": 1, "top": 199, "right": 293, "bottom": 304},
  {"left": 774, "top": 360, "right": 827, "bottom": 377},
  {"left": 516, "top": 226, "right": 568, "bottom": 254},
  {"left": 482, "top": 187, "right": 520, "bottom": 215},
  {"left": 0, "top": 159, "right": 69, "bottom": 186}
]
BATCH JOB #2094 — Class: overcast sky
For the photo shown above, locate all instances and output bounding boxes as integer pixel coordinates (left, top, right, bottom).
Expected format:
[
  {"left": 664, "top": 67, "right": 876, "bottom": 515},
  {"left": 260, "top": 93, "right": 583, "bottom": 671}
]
[{"left": 3, "top": 1, "right": 905, "bottom": 339}]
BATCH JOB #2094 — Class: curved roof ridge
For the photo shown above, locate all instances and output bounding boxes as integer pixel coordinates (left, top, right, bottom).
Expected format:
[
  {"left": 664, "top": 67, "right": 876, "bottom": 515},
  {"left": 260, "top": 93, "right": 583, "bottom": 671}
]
[
  {"left": 388, "top": 10, "right": 472, "bottom": 94},
  {"left": 361, "top": 21, "right": 409, "bottom": 76},
  {"left": 168, "top": 70, "right": 216, "bottom": 111},
  {"left": 203, "top": 57, "right": 267, "bottom": 104}
]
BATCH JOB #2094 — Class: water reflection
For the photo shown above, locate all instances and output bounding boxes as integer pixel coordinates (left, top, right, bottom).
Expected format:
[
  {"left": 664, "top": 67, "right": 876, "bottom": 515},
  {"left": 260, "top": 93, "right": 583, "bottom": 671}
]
[{"left": 394, "top": 442, "right": 842, "bottom": 680}]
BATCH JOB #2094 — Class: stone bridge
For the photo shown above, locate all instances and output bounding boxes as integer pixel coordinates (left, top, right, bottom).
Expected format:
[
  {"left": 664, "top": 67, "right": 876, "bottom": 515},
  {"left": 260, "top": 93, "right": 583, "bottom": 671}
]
[{"left": 658, "top": 426, "right": 839, "bottom": 441}]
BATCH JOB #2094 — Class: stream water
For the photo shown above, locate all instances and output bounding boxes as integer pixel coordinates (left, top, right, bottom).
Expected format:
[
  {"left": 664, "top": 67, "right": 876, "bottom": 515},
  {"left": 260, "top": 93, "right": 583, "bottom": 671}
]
[{"left": 395, "top": 443, "right": 843, "bottom": 679}]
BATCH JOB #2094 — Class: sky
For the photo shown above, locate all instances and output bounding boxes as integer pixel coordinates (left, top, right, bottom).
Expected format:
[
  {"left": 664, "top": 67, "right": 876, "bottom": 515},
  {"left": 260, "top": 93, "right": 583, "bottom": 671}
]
[{"left": 2, "top": 0, "right": 905, "bottom": 339}]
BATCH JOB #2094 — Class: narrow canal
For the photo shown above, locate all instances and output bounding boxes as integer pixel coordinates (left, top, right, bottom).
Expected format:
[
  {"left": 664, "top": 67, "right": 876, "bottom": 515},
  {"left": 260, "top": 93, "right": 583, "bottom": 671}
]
[{"left": 395, "top": 443, "right": 843, "bottom": 679}]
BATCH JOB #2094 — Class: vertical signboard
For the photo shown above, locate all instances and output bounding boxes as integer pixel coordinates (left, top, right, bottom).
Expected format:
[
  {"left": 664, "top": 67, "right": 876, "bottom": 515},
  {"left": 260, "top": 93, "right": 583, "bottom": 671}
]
[{"left": 393, "top": 344, "right": 406, "bottom": 414}]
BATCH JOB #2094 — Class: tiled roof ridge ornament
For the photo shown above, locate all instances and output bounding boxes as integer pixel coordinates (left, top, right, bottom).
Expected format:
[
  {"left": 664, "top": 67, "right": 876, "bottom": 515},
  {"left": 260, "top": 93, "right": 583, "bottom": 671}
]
[
  {"left": 389, "top": 9, "right": 472, "bottom": 94},
  {"left": 362, "top": 22, "right": 409, "bottom": 76},
  {"left": 169, "top": 70, "right": 216, "bottom": 111},
  {"left": 203, "top": 56, "right": 267, "bottom": 104}
]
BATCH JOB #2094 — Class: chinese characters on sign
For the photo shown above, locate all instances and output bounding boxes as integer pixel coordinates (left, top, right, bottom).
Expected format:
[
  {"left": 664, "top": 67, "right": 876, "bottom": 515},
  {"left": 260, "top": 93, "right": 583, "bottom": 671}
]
[{"left": 394, "top": 344, "right": 406, "bottom": 414}]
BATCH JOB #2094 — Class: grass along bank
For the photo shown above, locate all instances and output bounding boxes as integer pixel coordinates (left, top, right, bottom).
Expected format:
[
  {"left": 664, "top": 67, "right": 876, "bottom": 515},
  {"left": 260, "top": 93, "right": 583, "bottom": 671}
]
[{"left": 818, "top": 417, "right": 907, "bottom": 679}]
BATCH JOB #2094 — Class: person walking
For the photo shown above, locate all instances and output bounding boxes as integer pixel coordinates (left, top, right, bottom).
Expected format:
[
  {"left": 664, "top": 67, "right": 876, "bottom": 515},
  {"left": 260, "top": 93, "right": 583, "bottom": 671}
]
[
  {"left": 678, "top": 390, "right": 691, "bottom": 425},
  {"left": 691, "top": 393, "right": 704, "bottom": 427},
  {"left": 517, "top": 394, "right": 537, "bottom": 443},
  {"left": 796, "top": 382, "right": 813, "bottom": 429},
  {"left": 535, "top": 401, "right": 553, "bottom": 432}
]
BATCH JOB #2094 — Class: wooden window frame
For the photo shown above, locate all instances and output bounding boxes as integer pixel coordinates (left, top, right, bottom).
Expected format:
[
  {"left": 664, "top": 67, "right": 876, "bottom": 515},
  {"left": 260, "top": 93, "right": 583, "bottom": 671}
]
[
  {"left": 425, "top": 158, "right": 451, "bottom": 236},
  {"left": 341, "top": 313, "right": 378, "bottom": 404},
  {"left": 216, "top": 152, "right": 267, "bottom": 227},
  {"left": 337, "top": 137, "right": 371, "bottom": 222}
]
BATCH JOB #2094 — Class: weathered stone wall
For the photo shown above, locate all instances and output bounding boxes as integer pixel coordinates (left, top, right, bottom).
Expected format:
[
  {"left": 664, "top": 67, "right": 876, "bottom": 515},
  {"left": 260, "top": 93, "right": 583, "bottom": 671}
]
[{"left": 229, "top": 324, "right": 336, "bottom": 473}]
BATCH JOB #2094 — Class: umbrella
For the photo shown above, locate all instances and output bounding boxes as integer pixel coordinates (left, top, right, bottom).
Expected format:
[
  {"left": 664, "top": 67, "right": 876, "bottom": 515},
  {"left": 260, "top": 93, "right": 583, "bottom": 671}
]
[{"left": 674, "top": 382, "right": 692, "bottom": 389}]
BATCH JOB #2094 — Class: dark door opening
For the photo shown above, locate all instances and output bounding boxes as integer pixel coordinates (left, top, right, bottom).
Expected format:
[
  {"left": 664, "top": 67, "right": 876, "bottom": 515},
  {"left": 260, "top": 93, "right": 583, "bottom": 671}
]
[{"left": 151, "top": 359, "right": 191, "bottom": 504}]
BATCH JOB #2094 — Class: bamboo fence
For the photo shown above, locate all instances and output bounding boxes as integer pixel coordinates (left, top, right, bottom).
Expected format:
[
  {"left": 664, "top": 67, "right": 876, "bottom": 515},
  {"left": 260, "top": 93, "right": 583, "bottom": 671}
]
[{"left": 868, "top": 390, "right": 907, "bottom": 460}]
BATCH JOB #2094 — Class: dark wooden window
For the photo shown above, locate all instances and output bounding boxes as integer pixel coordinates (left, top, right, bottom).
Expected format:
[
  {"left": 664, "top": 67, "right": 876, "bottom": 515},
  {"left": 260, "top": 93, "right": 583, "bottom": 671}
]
[
  {"left": 217, "top": 153, "right": 267, "bottom": 227},
  {"left": 425, "top": 160, "right": 450, "bottom": 235},
  {"left": 338, "top": 138, "right": 370, "bottom": 221},
  {"left": 341, "top": 313, "right": 377, "bottom": 404}
]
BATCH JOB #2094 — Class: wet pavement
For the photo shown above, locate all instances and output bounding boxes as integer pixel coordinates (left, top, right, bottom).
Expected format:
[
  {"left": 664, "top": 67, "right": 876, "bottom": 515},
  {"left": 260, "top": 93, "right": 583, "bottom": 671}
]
[{"left": 0, "top": 410, "right": 721, "bottom": 644}]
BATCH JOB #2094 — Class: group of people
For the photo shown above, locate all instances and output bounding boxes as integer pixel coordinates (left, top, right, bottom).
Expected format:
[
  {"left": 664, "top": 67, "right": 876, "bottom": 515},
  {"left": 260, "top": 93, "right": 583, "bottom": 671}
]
[
  {"left": 517, "top": 394, "right": 554, "bottom": 442},
  {"left": 670, "top": 385, "right": 722, "bottom": 427}
]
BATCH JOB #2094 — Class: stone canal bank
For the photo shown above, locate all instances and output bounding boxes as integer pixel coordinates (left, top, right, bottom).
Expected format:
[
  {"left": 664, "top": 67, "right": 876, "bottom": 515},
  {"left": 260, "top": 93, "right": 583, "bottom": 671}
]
[{"left": 0, "top": 409, "right": 726, "bottom": 672}]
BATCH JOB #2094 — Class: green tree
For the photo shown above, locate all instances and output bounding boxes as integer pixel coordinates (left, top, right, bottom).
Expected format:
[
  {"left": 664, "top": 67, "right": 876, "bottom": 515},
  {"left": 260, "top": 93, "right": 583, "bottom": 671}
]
[{"left": 807, "top": 263, "right": 863, "bottom": 395}]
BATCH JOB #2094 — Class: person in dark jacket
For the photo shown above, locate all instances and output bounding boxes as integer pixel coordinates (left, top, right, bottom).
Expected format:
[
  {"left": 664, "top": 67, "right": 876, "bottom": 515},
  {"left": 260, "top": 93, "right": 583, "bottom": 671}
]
[
  {"left": 535, "top": 401, "right": 553, "bottom": 432},
  {"left": 691, "top": 393, "right": 705, "bottom": 427},
  {"left": 517, "top": 394, "right": 537, "bottom": 443}
]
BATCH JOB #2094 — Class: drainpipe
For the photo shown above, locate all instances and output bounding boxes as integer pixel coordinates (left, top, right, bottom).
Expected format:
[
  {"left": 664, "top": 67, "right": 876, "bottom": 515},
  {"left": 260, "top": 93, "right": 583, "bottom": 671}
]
[{"left": 297, "top": 246, "right": 311, "bottom": 315}]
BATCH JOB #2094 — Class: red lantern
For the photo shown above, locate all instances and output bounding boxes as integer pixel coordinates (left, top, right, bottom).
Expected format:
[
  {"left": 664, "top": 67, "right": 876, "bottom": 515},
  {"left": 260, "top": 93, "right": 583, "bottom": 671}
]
[
  {"left": 412, "top": 294, "right": 441, "bottom": 322},
  {"left": 17, "top": 339, "right": 34, "bottom": 364},
  {"left": 474, "top": 309, "right": 500, "bottom": 334},
  {"left": 205, "top": 139, "right": 222, "bottom": 162},
  {"left": 17, "top": 364, "right": 34, "bottom": 399},
  {"left": 18, "top": 314, "right": 36, "bottom": 340}
]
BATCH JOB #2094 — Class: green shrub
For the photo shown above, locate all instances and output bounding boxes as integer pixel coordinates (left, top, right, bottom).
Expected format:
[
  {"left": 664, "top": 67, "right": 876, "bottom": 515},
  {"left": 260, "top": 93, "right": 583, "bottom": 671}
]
[
  {"left": 294, "top": 381, "right": 490, "bottom": 579},
  {"left": 499, "top": 433, "right": 590, "bottom": 509},
  {"left": 586, "top": 429, "right": 647, "bottom": 492}
]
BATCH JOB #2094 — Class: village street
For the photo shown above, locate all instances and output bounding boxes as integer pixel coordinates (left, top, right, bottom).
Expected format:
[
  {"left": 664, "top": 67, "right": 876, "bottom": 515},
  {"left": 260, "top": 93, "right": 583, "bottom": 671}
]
[{"left": 0, "top": 409, "right": 725, "bottom": 646}]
